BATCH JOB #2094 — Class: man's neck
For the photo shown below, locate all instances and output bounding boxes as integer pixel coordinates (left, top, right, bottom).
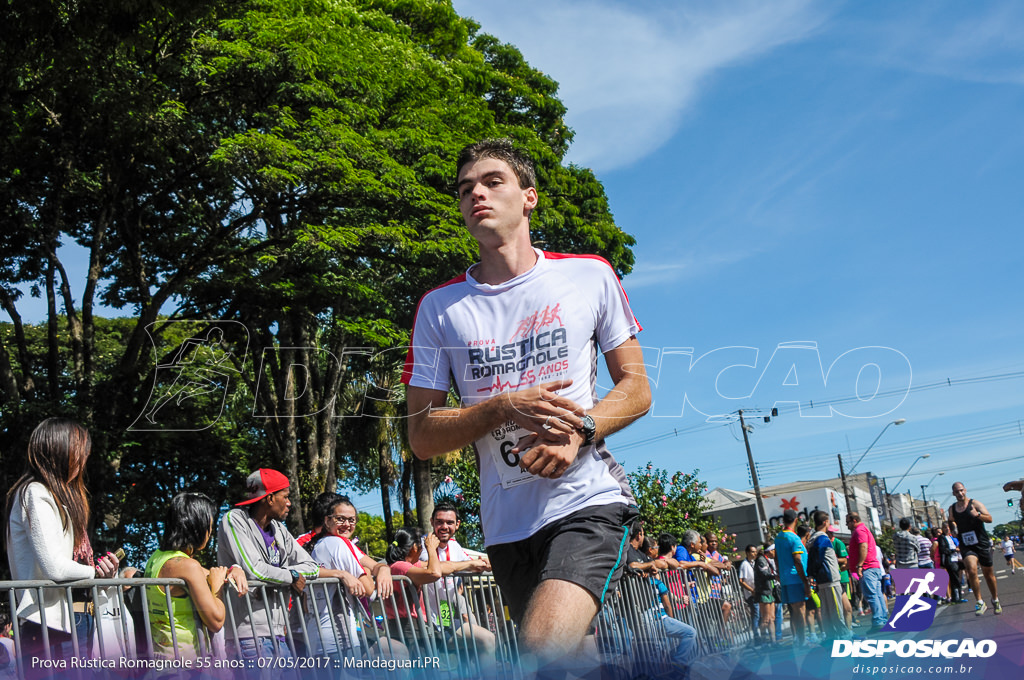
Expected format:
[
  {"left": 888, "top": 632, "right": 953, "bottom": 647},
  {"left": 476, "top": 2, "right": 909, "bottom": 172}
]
[
  {"left": 249, "top": 506, "right": 272, "bottom": 531},
  {"left": 471, "top": 236, "right": 537, "bottom": 285}
]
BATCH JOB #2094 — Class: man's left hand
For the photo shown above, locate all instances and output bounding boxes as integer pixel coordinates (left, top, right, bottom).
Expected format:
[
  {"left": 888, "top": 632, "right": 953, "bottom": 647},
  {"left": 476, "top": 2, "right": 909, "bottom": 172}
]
[{"left": 291, "top": 574, "right": 307, "bottom": 594}]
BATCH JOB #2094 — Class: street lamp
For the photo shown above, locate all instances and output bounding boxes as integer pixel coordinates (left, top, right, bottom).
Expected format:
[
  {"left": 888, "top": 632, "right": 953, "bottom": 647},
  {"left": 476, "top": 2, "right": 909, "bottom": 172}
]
[
  {"left": 884, "top": 454, "right": 931, "bottom": 527},
  {"left": 848, "top": 418, "right": 906, "bottom": 475},
  {"left": 841, "top": 418, "right": 906, "bottom": 514},
  {"left": 920, "top": 472, "right": 945, "bottom": 529}
]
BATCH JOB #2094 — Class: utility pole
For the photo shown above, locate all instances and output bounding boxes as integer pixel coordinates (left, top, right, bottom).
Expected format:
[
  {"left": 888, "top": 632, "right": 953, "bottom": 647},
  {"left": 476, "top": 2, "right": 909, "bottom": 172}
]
[
  {"left": 839, "top": 454, "right": 854, "bottom": 517},
  {"left": 921, "top": 484, "right": 930, "bottom": 529},
  {"left": 739, "top": 410, "right": 768, "bottom": 544}
]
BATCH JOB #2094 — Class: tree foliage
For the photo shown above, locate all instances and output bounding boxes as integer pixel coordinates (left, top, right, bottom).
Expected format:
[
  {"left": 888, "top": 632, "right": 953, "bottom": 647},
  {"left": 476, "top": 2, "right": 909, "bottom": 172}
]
[
  {"left": 627, "top": 463, "right": 723, "bottom": 542},
  {"left": 0, "top": 0, "right": 637, "bottom": 563}
]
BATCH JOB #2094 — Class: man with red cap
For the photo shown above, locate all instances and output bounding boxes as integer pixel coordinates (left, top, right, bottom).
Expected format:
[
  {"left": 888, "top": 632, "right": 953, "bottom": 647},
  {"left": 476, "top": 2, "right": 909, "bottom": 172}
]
[{"left": 217, "top": 468, "right": 334, "bottom": 660}]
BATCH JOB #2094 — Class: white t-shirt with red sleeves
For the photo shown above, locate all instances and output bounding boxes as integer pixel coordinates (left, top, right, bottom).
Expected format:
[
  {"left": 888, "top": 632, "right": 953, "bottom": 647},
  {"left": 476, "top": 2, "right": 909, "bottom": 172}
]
[{"left": 402, "top": 249, "right": 641, "bottom": 546}]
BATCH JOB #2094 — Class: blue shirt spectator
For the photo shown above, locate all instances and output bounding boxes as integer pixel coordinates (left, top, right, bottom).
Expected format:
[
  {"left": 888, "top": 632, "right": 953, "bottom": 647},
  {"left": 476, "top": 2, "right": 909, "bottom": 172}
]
[{"left": 774, "top": 530, "right": 807, "bottom": 587}]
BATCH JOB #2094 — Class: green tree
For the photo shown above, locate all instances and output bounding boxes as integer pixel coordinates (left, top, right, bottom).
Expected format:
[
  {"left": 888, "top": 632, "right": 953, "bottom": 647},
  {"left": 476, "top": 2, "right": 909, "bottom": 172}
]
[
  {"left": 627, "top": 463, "right": 723, "bottom": 541},
  {"left": 0, "top": 0, "right": 638, "bottom": 561}
]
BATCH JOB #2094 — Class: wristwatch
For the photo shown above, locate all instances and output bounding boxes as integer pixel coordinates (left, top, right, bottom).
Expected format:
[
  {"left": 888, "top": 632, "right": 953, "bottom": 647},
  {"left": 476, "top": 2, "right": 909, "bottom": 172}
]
[
  {"left": 579, "top": 414, "right": 596, "bottom": 446},
  {"left": 289, "top": 569, "right": 301, "bottom": 583}
]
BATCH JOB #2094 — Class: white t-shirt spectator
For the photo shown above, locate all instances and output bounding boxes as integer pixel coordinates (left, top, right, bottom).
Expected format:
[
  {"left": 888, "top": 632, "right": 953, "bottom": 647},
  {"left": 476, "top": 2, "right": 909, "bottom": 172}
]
[
  {"left": 739, "top": 559, "right": 756, "bottom": 593},
  {"left": 308, "top": 536, "right": 368, "bottom": 655}
]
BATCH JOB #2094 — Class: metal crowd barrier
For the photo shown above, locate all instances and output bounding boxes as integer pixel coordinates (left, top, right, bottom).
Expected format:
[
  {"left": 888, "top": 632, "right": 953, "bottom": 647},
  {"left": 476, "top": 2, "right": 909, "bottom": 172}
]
[
  {"left": 0, "top": 563, "right": 756, "bottom": 678},
  {"left": 659, "top": 566, "right": 756, "bottom": 656}
]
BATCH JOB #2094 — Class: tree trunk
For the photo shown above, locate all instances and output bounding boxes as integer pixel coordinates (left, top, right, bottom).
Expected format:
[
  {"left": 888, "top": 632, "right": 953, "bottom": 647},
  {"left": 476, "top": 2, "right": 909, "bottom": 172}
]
[
  {"left": 413, "top": 456, "right": 433, "bottom": 533},
  {"left": 379, "top": 443, "right": 394, "bottom": 543},
  {"left": 44, "top": 260, "right": 59, "bottom": 401},
  {"left": 400, "top": 458, "right": 414, "bottom": 527}
]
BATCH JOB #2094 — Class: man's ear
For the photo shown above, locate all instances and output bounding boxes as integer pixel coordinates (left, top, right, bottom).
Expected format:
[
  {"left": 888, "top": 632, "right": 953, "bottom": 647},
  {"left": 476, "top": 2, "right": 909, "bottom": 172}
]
[{"left": 523, "top": 186, "right": 538, "bottom": 213}]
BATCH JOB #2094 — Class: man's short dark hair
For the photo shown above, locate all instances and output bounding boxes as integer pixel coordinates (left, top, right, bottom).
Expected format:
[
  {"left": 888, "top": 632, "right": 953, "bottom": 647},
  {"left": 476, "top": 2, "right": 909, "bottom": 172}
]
[
  {"left": 745, "top": 544, "right": 758, "bottom": 552},
  {"left": 641, "top": 536, "right": 655, "bottom": 554},
  {"left": 432, "top": 500, "right": 459, "bottom": 521},
  {"left": 457, "top": 138, "right": 536, "bottom": 190},
  {"left": 658, "top": 533, "right": 677, "bottom": 556},
  {"left": 796, "top": 524, "right": 810, "bottom": 539},
  {"left": 812, "top": 510, "right": 829, "bottom": 528},
  {"left": 899, "top": 517, "right": 911, "bottom": 530}
]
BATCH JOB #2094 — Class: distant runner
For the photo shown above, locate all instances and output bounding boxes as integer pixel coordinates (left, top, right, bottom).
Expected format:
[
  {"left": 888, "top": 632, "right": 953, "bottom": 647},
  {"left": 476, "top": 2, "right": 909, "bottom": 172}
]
[
  {"left": 947, "top": 482, "right": 1000, "bottom": 615},
  {"left": 1001, "top": 537, "right": 1016, "bottom": 575}
]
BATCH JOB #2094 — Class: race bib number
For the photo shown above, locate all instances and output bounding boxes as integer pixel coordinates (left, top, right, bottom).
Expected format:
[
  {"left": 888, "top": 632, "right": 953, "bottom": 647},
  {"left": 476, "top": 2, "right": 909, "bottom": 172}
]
[
  {"left": 962, "top": 530, "right": 978, "bottom": 546},
  {"left": 439, "top": 600, "right": 452, "bottom": 628},
  {"left": 491, "top": 428, "right": 538, "bottom": 489}
]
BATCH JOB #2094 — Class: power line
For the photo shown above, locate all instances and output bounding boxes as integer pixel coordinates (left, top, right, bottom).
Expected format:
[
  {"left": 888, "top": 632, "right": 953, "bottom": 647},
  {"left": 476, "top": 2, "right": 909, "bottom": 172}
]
[
  {"left": 756, "top": 419, "right": 1024, "bottom": 475},
  {"left": 612, "top": 370, "right": 1024, "bottom": 454}
]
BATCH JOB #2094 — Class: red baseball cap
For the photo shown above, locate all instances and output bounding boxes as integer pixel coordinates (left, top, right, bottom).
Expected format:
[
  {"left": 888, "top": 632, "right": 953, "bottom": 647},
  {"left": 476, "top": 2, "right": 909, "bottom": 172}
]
[{"left": 235, "top": 468, "right": 290, "bottom": 506}]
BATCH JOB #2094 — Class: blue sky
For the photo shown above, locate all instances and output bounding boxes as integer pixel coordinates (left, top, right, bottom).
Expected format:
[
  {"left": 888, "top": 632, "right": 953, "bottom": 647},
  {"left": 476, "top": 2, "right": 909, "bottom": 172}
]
[
  {"left": 450, "top": 0, "right": 1024, "bottom": 526},
  {"left": 14, "top": 2, "right": 1024, "bottom": 527}
]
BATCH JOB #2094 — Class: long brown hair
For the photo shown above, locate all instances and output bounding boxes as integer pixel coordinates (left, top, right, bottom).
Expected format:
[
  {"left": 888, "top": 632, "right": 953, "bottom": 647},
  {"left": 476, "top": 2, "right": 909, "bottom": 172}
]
[{"left": 5, "top": 418, "right": 91, "bottom": 545}]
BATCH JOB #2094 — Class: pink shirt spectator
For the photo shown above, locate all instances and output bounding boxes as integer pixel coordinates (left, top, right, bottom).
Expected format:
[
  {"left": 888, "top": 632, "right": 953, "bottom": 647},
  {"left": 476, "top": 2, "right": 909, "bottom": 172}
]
[
  {"left": 848, "top": 522, "right": 880, "bottom": 570},
  {"left": 385, "top": 561, "right": 425, "bottom": 620}
]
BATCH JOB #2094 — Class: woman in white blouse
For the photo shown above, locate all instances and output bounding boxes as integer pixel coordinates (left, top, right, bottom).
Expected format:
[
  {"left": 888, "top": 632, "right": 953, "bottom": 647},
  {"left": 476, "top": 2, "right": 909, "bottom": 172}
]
[{"left": 4, "top": 418, "right": 119, "bottom": 658}]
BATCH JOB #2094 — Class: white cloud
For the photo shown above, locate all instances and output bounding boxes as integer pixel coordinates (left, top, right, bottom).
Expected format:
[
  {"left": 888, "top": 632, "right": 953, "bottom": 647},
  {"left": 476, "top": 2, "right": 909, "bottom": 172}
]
[
  {"left": 856, "top": 3, "right": 1024, "bottom": 85},
  {"left": 624, "top": 245, "right": 763, "bottom": 289},
  {"left": 452, "top": 0, "right": 829, "bottom": 170}
]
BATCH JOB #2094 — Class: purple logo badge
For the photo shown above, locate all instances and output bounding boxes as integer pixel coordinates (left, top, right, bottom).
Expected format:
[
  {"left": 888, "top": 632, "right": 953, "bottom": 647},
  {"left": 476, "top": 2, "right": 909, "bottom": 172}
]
[{"left": 884, "top": 569, "right": 949, "bottom": 632}]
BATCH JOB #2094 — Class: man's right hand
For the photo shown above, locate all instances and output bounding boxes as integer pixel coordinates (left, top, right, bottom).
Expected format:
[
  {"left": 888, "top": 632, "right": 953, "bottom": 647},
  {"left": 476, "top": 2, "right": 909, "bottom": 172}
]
[{"left": 504, "top": 379, "right": 585, "bottom": 440}]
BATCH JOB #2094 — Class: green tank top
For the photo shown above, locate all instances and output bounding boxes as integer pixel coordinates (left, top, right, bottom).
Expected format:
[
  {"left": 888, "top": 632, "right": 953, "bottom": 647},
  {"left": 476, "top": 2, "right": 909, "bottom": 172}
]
[{"left": 144, "top": 549, "right": 203, "bottom": 659}]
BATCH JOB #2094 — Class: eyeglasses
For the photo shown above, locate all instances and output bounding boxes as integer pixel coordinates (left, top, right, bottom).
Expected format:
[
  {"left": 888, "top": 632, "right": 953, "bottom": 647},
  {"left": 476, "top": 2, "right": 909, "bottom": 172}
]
[{"left": 328, "top": 515, "right": 357, "bottom": 525}]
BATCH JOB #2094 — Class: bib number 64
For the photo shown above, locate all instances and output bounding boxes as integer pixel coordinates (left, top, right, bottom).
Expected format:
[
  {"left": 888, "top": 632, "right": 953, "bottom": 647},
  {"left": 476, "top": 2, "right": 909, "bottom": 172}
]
[{"left": 500, "top": 440, "right": 520, "bottom": 467}]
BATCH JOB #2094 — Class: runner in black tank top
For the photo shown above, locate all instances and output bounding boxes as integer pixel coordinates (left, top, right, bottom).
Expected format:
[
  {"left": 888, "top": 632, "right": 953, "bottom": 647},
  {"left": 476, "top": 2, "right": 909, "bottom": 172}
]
[{"left": 947, "top": 482, "right": 1000, "bottom": 615}]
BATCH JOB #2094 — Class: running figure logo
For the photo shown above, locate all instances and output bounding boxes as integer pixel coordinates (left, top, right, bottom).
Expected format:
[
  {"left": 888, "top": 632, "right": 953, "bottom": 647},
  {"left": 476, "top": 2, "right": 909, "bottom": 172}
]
[{"left": 884, "top": 569, "right": 949, "bottom": 632}]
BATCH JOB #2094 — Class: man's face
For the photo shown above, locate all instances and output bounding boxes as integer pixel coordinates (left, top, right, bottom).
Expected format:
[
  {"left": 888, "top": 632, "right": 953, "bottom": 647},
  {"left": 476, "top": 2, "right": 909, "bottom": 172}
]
[
  {"left": 456, "top": 157, "right": 537, "bottom": 246},
  {"left": 267, "top": 487, "right": 291, "bottom": 521},
  {"left": 845, "top": 514, "right": 856, "bottom": 529},
  {"left": 952, "top": 483, "right": 967, "bottom": 502},
  {"left": 431, "top": 510, "right": 459, "bottom": 545},
  {"left": 707, "top": 536, "right": 718, "bottom": 551},
  {"left": 745, "top": 547, "right": 757, "bottom": 561}
]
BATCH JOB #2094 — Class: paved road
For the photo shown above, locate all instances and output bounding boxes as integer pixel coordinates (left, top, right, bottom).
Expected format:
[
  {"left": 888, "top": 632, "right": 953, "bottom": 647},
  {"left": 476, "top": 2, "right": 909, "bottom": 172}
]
[{"left": 698, "top": 564, "right": 1024, "bottom": 680}]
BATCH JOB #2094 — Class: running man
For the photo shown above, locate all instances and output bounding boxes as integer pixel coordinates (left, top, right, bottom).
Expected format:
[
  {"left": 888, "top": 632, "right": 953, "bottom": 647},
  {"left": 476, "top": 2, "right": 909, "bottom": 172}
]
[
  {"left": 947, "top": 482, "right": 1000, "bottom": 615},
  {"left": 402, "top": 139, "right": 650, "bottom": 667}
]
